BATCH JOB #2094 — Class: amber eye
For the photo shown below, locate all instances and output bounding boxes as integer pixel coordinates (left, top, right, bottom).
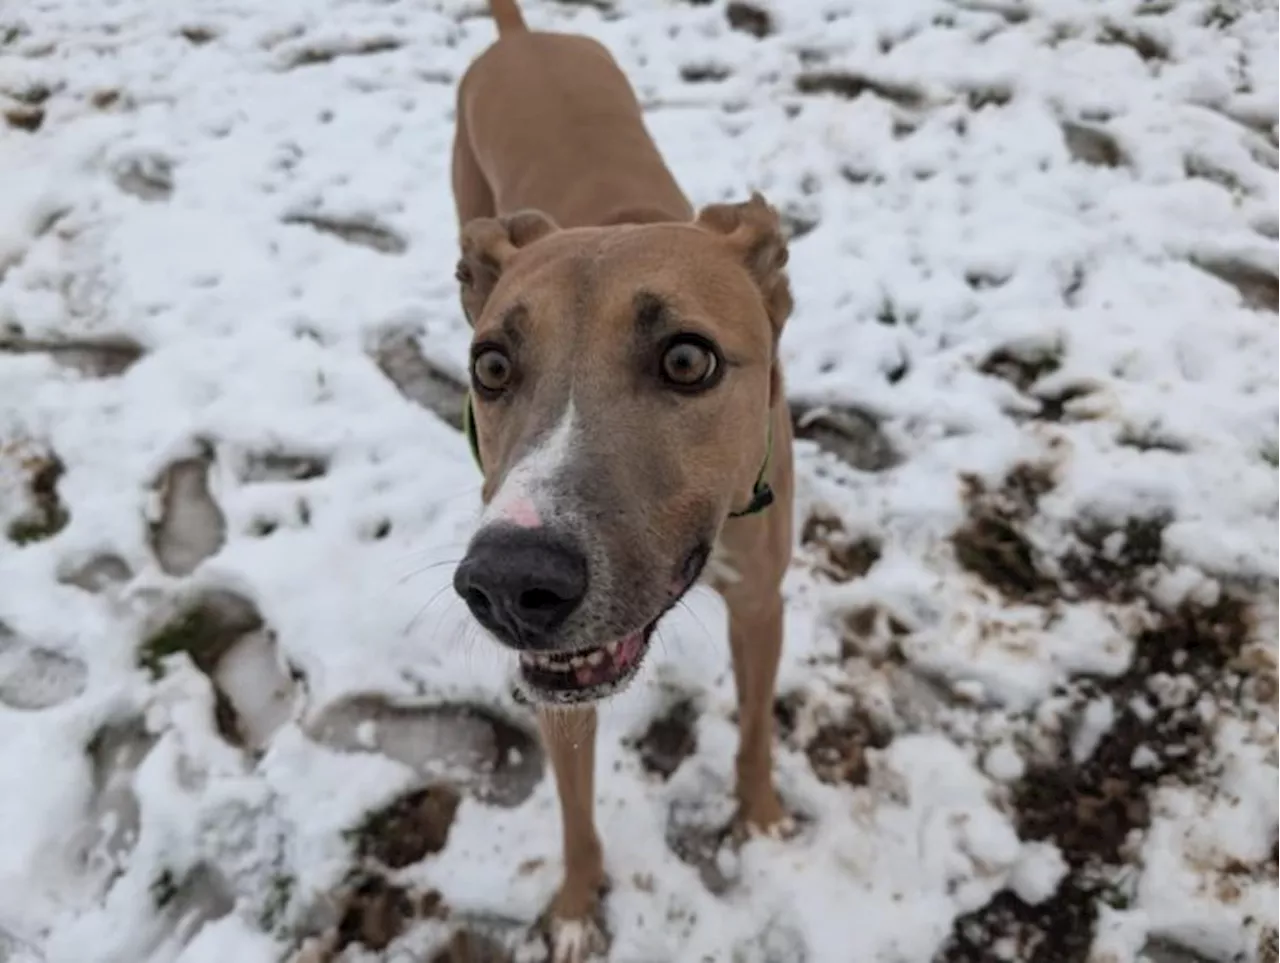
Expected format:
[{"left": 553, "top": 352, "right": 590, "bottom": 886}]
[
  {"left": 660, "top": 337, "right": 720, "bottom": 391},
  {"left": 471, "top": 347, "right": 513, "bottom": 396}
]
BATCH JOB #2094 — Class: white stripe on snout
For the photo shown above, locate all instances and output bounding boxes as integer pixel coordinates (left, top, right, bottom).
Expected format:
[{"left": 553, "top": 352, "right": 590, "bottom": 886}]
[{"left": 480, "top": 401, "right": 580, "bottom": 530}]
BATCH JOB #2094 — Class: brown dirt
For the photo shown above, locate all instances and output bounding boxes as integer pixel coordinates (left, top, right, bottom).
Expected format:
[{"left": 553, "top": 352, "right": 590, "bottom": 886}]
[
  {"left": 632, "top": 699, "right": 698, "bottom": 779},
  {"left": 5, "top": 449, "right": 69, "bottom": 546},
  {"left": 282, "top": 212, "right": 407, "bottom": 254},
  {"left": 800, "top": 510, "right": 882, "bottom": 582},
  {"left": 1191, "top": 256, "right": 1279, "bottom": 312},
  {"left": 790, "top": 401, "right": 902, "bottom": 472},
  {"left": 804, "top": 709, "right": 893, "bottom": 786},
  {"left": 335, "top": 874, "right": 433, "bottom": 953},
  {"left": 938, "top": 877, "right": 1103, "bottom": 963},
  {"left": 726, "top": 2, "right": 772, "bottom": 38},
  {"left": 951, "top": 464, "right": 1055, "bottom": 602},
  {"left": 979, "top": 345, "right": 1063, "bottom": 393},
  {"left": 1062, "top": 121, "right": 1126, "bottom": 167},
  {"left": 353, "top": 786, "right": 462, "bottom": 869},
  {"left": 795, "top": 71, "right": 925, "bottom": 108}
]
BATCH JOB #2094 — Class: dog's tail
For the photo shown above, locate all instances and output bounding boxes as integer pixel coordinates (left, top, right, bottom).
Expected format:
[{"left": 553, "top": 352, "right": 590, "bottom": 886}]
[{"left": 489, "top": 0, "right": 528, "bottom": 34}]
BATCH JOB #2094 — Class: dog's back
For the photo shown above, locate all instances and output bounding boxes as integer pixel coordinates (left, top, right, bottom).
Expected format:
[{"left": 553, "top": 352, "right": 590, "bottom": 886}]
[{"left": 454, "top": 0, "right": 692, "bottom": 228}]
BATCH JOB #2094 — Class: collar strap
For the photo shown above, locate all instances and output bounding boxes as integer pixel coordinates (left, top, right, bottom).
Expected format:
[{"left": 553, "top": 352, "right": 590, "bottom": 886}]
[{"left": 461, "top": 394, "right": 773, "bottom": 518}]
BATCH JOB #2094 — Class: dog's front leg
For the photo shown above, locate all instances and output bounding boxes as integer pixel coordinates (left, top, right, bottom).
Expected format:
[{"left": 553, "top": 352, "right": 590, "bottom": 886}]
[
  {"left": 727, "top": 589, "right": 790, "bottom": 835},
  {"left": 537, "top": 705, "right": 608, "bottom": 962}
]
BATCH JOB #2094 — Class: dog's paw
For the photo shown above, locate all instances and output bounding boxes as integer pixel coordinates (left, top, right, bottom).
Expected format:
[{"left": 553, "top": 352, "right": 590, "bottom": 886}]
[
  {"left": 546, "top": 916, "right": 608, "bottom": 963},
  {"left": 733, "top": 810, "right": 800, "bottom": 844}
]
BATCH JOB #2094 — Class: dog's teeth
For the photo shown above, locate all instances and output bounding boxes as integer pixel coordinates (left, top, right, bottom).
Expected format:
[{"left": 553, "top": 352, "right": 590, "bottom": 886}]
[
  {"left": 587, "top": 650, "right": 604, "bottom": 666},
  {"left": 605, "top": 641, "right": 620, "bottom": 657},
  {"left": 569, "top": 654, "right": 586, "bottom": 668}
]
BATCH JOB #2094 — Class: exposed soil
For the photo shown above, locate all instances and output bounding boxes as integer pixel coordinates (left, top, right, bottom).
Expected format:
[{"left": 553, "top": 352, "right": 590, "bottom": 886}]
[
  {"left": 725, "top": 2, "right": 772, "bottom": 38},
  {"left": 800, "top": 510, "right": 883, "bottom": 583},
  {"left": 632, "top": 698, "right": 699, "bottom": 779},
  {"left": 5, "top": 449, "right": 68, "bottom": 545},
  {"left": 352, "top": 786, "right": 462, "bottom": 870},
  {"left": 795, "top": 70, "right": 926, "bottom": 108}
]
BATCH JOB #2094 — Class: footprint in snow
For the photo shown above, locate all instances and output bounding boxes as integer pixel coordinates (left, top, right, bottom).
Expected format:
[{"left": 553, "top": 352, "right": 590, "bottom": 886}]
[
  {"left": 0, "top": 620, "right": 87, "bottom": 711},
  {"left": 307, "top": 696, "right": 543, "bottom": 808}
]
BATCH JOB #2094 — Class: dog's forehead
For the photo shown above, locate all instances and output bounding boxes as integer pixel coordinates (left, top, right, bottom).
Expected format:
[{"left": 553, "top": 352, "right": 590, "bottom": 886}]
[{"left": 482, "top": 224, "right": 769, "bottom": 351}]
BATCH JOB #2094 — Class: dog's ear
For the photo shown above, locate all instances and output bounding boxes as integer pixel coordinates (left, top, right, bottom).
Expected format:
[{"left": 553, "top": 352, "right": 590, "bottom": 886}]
[
  {"left": 456, "top": 209, "right": 559, "bottom": 324},
  {"left": 694, "top": 192, "right": 793, "bottom": 335}
]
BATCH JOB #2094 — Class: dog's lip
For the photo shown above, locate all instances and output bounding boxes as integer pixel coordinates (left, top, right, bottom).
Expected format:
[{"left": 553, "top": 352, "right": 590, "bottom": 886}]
[{"left": 517, "top": 623, "right": 655, "bottom": 700}]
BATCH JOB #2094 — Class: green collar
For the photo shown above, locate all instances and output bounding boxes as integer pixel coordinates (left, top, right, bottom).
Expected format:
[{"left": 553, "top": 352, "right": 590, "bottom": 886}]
[{"left": 461, "top": 394, "right": 774, "bottom": 519}]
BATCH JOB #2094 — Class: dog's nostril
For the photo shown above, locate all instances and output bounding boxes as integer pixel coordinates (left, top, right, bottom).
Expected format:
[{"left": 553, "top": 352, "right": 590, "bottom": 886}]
[
  {"left": 519, "top": 587, "right": 569, "bottom": 613},
  {"left": 464, "top": 587, "right": 493, "bottom": 617}
]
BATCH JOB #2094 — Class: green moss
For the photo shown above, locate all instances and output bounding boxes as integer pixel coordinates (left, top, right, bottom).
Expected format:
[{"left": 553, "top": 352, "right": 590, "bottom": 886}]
[
  {"left": 137, "top": 609, "right": 213, "bottom": 680},
  {"left": 258, "top": 872, "right": 296, "bottom": 931}
]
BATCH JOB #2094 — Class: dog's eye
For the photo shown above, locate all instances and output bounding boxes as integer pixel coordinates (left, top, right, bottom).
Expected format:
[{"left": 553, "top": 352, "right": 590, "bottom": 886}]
[
  {"left": 661, "top": 338, "right": 719, "bottom": 391},
  {"left": 472, "top": 347, "right": 514, "bottom": 395}
]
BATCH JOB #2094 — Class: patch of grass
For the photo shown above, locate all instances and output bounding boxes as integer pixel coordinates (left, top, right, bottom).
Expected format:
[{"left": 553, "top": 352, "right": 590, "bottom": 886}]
[
  {"left": 258, "top": 872, "right": 296, "bottom": 931},
  {"left": 150, "top": 869, "right": 179, "bottom": 909}
]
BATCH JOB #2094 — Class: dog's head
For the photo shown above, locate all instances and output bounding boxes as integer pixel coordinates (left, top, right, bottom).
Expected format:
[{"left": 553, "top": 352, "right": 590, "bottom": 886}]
[{"left": 451, "top": 195, "right": 792, "bottom": 704}]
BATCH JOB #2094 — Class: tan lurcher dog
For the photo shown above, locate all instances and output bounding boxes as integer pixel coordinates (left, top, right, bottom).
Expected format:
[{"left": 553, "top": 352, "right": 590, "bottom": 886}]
[{"left": 449, "top": 0, "right": 795, "bottom": 957}]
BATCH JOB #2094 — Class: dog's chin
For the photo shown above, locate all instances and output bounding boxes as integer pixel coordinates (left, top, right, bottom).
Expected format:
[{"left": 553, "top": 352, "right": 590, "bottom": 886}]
[{"left": 517, "top": 621, "right": 658, "bottom": 706}]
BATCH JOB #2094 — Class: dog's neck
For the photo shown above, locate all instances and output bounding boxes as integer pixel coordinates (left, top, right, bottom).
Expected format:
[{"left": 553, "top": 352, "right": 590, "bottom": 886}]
[{"left": 598, "top": 204, "right": 690, "bottom": 226}]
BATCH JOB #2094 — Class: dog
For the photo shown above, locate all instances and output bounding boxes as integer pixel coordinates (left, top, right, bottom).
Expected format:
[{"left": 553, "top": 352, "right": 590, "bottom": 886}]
[{"left": 450, "top": 0, "right": 795, "bottom": 957}]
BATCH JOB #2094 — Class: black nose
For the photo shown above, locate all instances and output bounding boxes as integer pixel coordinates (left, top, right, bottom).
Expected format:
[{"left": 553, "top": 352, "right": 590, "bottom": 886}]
[{"left": 453, "top": 526, "right": 589, "bottom": 648}]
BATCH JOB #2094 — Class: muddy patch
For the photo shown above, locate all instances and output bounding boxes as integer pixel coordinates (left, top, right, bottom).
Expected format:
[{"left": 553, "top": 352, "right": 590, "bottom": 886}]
[
  {"left": 1096, "top": 22, "right": 1168, "bottom": 62},
  {"left": 3, "top": 447, "right": 69, "bottom": 546},
  {"left": 149, "top": 448, "right": 226, "bottom": 576},
  {"left": 1062, "top": 121, "right": 1126, "bottom": 167},
  {"left": 681, "top": 63, "right": 732, "bottom": 83},
  {"left": 282, "top": 212, "right": 407, "bottom": 254},
  {"left": 726, "top": 2, "right": 773, "bottom": 38},
  {"left": 1056, "top": 512, "right": 1171, "bottom": 604},
  {"left": 803, "top": 708, "right": 893, "bottom": 787},
  {"left": 351, "top": 785, "right": 461, "bottom": 869},
  {"left": 979, "top": 343, "right": 1063, "bottom": 394},
  {"left": 0, "top": 332, "right": 144, "bottom": 376},
  {"left": 278, "top": 36, "right": 402, "bottom": 69},
  {"left": 309, "top": 696, "right": 543, "bottom": 807},
  {"left": 938, "top": 877, "right": 1102, "bottom": 963},
  {"left": 790, "top": 401, "right": 902, "bottom": 473},
  {"left": 4, "top": 105, "right": 44, "bottom": 132},
  {"left": 1015, "top": 594, "right": 1255, "bottom": 869},
  {"left": 951, "top": 463, "right": 1056, "bottom": 603},
  {"left": 371, "top": 330, "right": 468, "bottom": 430},
  {"left": 795, "top": 71, "right": 925, "bottom": 108},
  {"left": 1191, "top": 255, "right": 1279, "bottom": 312},
  {"left": 630, "top": 698, "right": 699, "bottom": 779},
  {"left": 799, "top": 510, "right": 882, "bottom": 582}
]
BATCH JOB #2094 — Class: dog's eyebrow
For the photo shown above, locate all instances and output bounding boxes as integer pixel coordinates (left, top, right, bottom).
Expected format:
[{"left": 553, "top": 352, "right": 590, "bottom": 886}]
[
  {"left": 633, "top": 290, "right": 673, "bottom": 335},
  {"left": 499, "top": 303, "right": 528, "bottom": 347}
]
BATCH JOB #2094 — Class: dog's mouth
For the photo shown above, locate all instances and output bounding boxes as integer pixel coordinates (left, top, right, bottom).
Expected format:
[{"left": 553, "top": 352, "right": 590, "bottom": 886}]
[
  {"left": 516, "top": 542, "right": 710, "bottom": 705},
  {"left": 517, "top": 623, "right": 657, "bottom": 704}
]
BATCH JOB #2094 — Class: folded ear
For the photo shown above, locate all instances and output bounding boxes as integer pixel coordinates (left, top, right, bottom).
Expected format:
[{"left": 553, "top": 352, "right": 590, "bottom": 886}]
[
  {"left": 694, "top": 192, "right": 793, "bottom": 335},
  {"left": 455, "top": 209, "right": 559, "bottom": 324}
]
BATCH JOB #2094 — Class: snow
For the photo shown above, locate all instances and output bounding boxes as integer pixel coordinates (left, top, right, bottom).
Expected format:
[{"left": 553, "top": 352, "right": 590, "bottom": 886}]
[{"left": 0, "top": 0, "right": 1277, "bottom": 961}]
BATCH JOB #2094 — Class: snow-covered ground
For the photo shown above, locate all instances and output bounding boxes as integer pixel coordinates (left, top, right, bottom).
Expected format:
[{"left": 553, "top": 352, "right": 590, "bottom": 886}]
[{"left": 0, "top": 0, "right": 1277, "bottom": 960}]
